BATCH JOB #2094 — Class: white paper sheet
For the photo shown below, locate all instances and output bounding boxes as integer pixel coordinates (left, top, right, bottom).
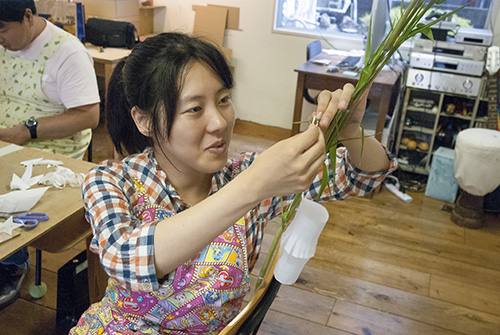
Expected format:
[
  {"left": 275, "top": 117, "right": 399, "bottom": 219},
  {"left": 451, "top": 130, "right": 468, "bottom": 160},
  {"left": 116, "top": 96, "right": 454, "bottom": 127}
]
[
  {"left": 0, "top": 187, "right": 50, "bottom": 213},
  {"left": 0, "top": 216, "right": 23, "bottom": 235},
  {"left": 0, "top": 144, "right": 23, "bottom": 157}
]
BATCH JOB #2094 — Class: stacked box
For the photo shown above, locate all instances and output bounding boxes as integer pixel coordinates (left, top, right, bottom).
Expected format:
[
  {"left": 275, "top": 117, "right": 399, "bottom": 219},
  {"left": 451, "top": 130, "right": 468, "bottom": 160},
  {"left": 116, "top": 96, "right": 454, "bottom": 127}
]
[
  {"left": 425, "top": 147, "right": 458, "bottom": 203},
  {"left": 80, "top": 0, "right": 140, "bottom": 35}
]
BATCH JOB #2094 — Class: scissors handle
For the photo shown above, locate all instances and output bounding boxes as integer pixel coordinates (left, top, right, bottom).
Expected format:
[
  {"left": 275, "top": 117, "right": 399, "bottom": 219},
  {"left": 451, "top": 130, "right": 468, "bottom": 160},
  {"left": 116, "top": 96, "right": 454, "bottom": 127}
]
[
  {"left": 13, "top": 218, "right": 39, "bottom": 229},
  {"left": 17, "top": 212, "right": 49, "bottom": 222}
]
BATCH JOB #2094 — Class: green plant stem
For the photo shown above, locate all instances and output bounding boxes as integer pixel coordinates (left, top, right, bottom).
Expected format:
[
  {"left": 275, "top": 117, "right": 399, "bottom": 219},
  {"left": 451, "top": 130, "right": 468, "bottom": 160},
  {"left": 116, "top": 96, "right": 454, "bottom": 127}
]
[
  {"left": 254, "top": 0, "right": 469, "bottom": 292},
  {"left": 255, "top": 193, "right": 301, "bottom": 290}
]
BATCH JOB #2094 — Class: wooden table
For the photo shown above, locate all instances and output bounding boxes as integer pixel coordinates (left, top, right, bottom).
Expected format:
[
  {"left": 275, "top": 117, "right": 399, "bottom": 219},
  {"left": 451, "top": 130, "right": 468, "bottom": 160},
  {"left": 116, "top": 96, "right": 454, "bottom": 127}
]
[
  {"left": 0, "top": 141, "right": 107, "bottom": 303},
  {"left": 86, "top": 44, "right": 131, "bottom": 158},
  {"left": 293, "top": 53, "right": 402, "bottom": 141},
  {"left": 0, "top": 142, "right": 96, "bottom": 259},
  {"left": 86, "top": 44, "right": 131, "bottom": 97}
]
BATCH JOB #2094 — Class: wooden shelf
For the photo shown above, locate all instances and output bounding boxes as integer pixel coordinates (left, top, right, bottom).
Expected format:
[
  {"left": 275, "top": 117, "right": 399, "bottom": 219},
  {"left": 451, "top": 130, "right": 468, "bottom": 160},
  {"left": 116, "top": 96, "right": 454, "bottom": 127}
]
[
  {"left": 439, "top": 113, "right": 473, "bottom": 121},
  {"left": 403, "top": 126, "right": 434, "bottom": 135},
  {"left": 139, "top": 5, "right": 166, "bottom": 35},
  {"left": 398, "top": 162, "right": 430, "bottom": 175},
  {"left": 399, "top": 145, "right": 430, "bottom": 153},
  {"left": 395, "top": 80, "right": 487, "bottom": 176},
  {"left": 406, "top": 106, "right": 438, "bottom": 114}
]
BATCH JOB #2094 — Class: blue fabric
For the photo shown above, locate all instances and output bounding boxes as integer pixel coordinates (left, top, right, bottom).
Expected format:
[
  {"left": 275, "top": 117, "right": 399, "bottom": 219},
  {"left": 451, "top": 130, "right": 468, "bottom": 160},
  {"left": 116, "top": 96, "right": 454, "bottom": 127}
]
[{"left": 2, "top": 247, "right": 29, "bottom": 268}]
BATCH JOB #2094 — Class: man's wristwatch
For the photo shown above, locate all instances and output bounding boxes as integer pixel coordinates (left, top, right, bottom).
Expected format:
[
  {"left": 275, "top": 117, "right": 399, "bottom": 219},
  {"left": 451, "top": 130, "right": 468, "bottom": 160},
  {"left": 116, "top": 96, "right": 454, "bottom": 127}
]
[{"left": 24, "top": 117, "right": 38, "bottom": 139}]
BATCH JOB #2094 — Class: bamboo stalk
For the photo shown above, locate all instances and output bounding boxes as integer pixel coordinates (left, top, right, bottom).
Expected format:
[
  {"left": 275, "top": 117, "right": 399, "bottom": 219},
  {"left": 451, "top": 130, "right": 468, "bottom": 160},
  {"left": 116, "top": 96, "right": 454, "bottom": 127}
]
[{"left": 255, "top": 0, "right": 468, "bottom": 291}]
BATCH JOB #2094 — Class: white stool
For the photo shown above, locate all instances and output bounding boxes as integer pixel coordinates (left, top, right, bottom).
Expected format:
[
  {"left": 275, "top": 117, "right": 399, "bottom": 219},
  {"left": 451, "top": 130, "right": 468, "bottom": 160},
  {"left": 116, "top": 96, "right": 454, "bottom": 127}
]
[{"left": 452, "top": 128, "right": 500, "bottom": 228}]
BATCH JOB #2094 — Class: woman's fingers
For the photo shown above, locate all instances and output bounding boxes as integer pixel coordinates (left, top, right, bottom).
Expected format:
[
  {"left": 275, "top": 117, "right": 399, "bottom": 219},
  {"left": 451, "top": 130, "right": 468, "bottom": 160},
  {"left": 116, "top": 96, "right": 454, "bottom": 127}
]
[
  {"left": 250, "top": 125, "right": 326, "bottom": 198},
  {"left": 285, "top": 125, "right": 325, "bottom": 190},
  {"left": 314, "top": 84, "right": 355, "bottom": 129}
]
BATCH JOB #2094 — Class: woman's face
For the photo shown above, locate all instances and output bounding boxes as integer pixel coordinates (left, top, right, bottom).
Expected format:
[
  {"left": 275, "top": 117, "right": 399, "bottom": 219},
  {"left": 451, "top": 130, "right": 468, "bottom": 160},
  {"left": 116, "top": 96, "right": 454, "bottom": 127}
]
[{"left": 157, "top": 61, "right": 235, "bottom": 176}]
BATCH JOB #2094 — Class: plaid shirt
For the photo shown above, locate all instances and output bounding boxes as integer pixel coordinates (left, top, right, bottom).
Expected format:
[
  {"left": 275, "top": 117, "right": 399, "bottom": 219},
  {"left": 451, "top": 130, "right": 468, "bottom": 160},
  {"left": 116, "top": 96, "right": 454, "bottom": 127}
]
[{"left": 82, "top": 147, "right": 397, "bottom": 291}]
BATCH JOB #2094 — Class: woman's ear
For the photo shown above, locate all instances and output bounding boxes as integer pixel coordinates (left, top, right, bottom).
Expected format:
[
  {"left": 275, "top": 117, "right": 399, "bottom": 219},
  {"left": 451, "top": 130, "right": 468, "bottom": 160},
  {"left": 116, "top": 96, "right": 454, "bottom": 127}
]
[{"left": 131, "top": 106, "right": 152, "bottom": 137}]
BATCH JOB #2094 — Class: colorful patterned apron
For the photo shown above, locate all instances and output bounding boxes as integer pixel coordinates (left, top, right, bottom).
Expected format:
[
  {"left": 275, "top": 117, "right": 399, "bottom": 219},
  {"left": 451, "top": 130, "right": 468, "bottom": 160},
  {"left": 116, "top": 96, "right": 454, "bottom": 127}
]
[
  {"left": 0, "top": 30, "right": 91, "bottom": 159},
  {"left": 71, "top": 167, "right": 251, "bottom": 334}
]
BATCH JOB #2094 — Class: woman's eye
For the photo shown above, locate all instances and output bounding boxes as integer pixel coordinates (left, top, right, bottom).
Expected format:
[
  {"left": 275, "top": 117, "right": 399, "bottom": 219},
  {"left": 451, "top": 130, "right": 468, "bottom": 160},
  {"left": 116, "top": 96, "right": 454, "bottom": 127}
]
[{"left": 185, "top": 106, "right": 202, "bottom": 114}]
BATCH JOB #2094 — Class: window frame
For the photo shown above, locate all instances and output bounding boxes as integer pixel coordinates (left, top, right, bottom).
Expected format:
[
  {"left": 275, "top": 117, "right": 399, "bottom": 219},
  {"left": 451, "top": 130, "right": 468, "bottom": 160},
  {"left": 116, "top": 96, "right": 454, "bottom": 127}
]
[{"left": 272, "top": 0, "right": 495, "bottom": 52}]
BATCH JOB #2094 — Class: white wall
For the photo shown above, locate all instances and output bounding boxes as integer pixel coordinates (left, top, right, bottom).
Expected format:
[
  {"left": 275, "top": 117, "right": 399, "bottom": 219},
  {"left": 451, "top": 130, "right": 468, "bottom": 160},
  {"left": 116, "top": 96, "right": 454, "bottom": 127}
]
[
  {"left": 154, "top": 0, "right": 500, "bottom": 130},
  {"left": 154, "top": 0, "right": 345, "bottom": 130}
]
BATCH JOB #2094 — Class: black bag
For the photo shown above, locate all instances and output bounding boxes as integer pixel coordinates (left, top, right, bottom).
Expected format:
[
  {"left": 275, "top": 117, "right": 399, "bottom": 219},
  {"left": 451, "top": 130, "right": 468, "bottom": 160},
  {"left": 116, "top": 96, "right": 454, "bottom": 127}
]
[{"left": 85, "top": 18, "right": 140, "bottom": 49}]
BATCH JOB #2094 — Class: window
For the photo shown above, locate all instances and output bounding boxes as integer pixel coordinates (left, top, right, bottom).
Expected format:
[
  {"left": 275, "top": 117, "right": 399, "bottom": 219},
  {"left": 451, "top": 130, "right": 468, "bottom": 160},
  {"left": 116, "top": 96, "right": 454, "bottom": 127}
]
[{"left": 273, "top": 0, "right": 493, "bottom": 46}]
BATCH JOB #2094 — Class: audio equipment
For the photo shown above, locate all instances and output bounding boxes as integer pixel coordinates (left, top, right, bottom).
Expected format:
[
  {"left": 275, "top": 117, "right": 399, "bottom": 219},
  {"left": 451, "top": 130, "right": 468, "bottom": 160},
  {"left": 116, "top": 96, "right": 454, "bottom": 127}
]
[
  {"left": 456, "top": 28, "right": 493, "bottom": 46},
  {"left": 413, "top": 38, "right": 486, "bottom": 61},
  {"left": 406, "top": 68, "right": 483, "bottom": 96},
  {"left": 409, "top": 52, "right": 484, "bottom": 76}
]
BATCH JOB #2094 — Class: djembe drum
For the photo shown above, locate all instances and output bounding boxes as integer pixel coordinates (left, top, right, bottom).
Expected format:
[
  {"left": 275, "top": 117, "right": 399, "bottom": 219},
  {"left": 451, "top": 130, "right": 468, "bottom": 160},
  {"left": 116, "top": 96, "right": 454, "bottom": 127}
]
[{"left": 452, "top": 128, "right": 500, "bottom": 228}]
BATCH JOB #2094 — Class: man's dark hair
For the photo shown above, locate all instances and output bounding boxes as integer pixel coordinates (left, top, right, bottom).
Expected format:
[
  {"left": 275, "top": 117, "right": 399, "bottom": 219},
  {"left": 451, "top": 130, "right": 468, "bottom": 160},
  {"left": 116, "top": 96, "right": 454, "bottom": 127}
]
[{"left": 0, "top": 1, "right": 37, "bottom": 24}]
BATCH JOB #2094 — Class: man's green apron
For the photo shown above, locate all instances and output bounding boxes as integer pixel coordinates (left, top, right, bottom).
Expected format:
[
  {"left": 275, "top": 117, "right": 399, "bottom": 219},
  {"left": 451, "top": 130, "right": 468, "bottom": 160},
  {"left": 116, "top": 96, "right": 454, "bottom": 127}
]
[{"left": 0, "top": 31, "right": 91, "bottom": 159}]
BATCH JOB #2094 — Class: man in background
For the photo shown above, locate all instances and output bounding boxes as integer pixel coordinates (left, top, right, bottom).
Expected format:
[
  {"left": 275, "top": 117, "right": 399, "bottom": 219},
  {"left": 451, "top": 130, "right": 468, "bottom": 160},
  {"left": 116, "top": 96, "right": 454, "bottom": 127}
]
[{"left": 0, "top": 0, "right": 100, "bottom": 308}]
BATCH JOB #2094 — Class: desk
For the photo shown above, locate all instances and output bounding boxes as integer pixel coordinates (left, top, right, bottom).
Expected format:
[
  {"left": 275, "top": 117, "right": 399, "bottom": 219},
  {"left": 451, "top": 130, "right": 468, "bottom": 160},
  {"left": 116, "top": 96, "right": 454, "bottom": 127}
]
[
  {"left": 293, "top": 53, "right": 402, "bottom": 141},
  {"left": 0, "top": 141, "right": 106, "bottom": 303},
  {"left": 86, "top": 44, "right": 131, "bottom": 97},
  {"left": 86, "top": 44, "right": 131, "bottom": 158}
]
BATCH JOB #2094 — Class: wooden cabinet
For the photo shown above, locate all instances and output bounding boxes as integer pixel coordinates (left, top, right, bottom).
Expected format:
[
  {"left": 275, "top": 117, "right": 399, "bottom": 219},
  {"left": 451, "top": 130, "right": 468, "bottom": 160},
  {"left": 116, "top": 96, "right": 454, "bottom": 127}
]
[
  {"left": 139, "top": 6, "right": 166, "bottom": 36},
  {"left": 395, "top": 83, "right": 489, "bottom": 174}
]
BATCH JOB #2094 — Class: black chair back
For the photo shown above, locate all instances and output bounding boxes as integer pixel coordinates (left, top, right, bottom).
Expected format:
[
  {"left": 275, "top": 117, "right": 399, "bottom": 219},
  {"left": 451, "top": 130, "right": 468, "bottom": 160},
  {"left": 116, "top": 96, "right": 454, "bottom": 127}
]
[{"left": 304, "top": 40, "right": 323, "bottom": 105}]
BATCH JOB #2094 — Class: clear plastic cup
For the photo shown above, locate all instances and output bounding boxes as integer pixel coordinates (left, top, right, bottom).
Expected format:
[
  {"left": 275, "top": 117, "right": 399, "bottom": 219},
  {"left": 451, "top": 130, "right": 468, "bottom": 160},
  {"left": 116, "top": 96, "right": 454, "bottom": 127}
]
[
  {"left": 273, "top": 250, "right": 309, "bottom": 285},
  {"left": 274, "top": 197, "right": 329, "bottom": 285}
]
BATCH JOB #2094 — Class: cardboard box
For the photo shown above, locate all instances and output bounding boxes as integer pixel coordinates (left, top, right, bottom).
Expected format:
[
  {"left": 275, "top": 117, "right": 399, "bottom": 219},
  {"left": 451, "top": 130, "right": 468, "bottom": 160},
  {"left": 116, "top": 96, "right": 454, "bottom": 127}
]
[
  {"left": 192, "top": 4, "right": 240, "bottom": 61},
  {"left": 139, "top": 5, "right": 166, "bottom": 36},
  {"left": 80, "top": 0, "right": 139, "bottom": 19},
  {"left": 207, "top": 4, "right": 240, "bottom": 30},
  {"left": 425, "top": 147, "right": 458, "bottom": 203},
  {"left": 139, "top": 7, "right": 154, "bottom": 36},
  {"left": 192, "top": 5, "right": 227, "bottom": 47}
]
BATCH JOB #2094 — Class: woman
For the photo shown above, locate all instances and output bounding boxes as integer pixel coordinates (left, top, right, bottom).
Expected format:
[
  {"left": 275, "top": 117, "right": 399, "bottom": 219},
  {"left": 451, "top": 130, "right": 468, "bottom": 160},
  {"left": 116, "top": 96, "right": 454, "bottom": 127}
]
[{"left": 71, "top": 32, "right": 397, "bottom": 334}]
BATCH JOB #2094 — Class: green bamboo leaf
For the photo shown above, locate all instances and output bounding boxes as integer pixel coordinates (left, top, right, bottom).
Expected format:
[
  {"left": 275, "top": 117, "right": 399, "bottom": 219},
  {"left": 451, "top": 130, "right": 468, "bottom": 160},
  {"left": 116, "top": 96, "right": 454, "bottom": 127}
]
[
  {"left": 329, "top": 144, "right": 337, "bottom": 193},
  {"left": 365, "top": 14, "right": 373, "bottom": 68},
  {"left": 258, "top": 0, "right": 469, "bottom": 292},
  {"left": 280, "top": 197, "right": 285, "bottom": 231},
  {"left": 316, "top": 163, "right": 329, "bottom": 202},
  {"left": 359, "top": 66, "right": 373, "bottom": 84},
  {"left": 417, "top": 23, "right": 434, "bottom": 41},
  {"left": 360, "top": 126, "right": 365, "bottom": 158}
]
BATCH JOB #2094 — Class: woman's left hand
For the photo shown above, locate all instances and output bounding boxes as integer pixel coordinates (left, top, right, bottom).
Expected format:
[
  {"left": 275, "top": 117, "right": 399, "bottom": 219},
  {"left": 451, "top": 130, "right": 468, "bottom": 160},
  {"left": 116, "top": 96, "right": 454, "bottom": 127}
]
[{"left": 312, "top": 83, "right": 370, "bottom": 139}]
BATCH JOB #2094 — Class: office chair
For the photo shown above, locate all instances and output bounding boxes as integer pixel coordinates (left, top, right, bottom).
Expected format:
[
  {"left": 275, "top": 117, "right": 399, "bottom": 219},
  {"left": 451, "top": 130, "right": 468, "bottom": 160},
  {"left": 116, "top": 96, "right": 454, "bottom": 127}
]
[
  {"left": 304, "top": 40, "right": 322, "bottom": 105},
  {"left": 219, "top": 249, "right": 282, "bottom": 335}
]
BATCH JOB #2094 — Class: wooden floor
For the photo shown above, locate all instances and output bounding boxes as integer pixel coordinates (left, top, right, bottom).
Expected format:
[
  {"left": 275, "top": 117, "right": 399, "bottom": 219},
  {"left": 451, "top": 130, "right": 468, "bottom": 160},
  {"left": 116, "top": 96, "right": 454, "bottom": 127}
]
[{"left": 1, "top": 120, "right": 499, "bottom": 335}]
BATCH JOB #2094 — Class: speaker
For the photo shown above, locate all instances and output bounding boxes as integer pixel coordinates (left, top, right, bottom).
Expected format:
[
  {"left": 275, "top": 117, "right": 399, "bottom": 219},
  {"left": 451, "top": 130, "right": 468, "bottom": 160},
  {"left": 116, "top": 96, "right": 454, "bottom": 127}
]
[{"left": 56, "top": 250, "right": 90, "bottom": 335}]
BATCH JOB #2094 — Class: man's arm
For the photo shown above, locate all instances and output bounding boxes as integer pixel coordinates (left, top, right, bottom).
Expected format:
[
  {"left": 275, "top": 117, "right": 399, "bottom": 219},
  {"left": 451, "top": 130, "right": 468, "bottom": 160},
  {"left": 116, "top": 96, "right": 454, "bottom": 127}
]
[{"left": 0, "top": 103, "right": 99, "bottom": 145}]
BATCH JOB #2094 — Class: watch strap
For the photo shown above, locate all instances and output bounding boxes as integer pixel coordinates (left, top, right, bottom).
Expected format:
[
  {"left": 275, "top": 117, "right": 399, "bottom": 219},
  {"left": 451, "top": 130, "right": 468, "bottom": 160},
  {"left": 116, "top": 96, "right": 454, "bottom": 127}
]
[{"left": 24, "top": 118, "right": 38, "bottom": 139}]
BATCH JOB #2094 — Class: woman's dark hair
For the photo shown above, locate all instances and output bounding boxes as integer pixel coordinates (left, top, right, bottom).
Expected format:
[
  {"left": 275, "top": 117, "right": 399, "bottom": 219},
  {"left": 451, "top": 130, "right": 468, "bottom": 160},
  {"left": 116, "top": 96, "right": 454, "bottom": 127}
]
[
  {"left": 0, "top": 1, "right": 37, "bottom": 23},
  {"left": 106, "top": 32, "right": 234, "bottom": 155}
]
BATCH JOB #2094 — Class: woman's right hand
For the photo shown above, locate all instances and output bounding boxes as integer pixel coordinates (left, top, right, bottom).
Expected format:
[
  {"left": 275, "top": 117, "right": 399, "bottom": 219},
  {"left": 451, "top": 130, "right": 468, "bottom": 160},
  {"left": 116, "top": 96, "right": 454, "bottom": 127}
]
[{"left": 243, "top": 124, "right": 326, "bottom": 201}]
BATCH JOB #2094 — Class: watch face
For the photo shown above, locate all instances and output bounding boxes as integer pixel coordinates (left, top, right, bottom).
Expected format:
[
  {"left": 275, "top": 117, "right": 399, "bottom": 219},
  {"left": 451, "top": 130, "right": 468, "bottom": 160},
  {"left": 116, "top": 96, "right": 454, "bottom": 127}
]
[
  {"left": 26, "top": 119, "right": 37, "bottom": 127},
  {"left": 25, "top": 118, "right": 38, "bottom": 139}
]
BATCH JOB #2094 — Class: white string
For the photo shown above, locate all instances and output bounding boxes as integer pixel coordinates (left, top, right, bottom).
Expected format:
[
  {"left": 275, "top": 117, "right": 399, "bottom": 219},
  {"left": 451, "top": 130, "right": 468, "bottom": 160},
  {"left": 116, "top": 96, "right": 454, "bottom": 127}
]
[{"left": 38, "top": 166, "right": 85, "bottom": 189}]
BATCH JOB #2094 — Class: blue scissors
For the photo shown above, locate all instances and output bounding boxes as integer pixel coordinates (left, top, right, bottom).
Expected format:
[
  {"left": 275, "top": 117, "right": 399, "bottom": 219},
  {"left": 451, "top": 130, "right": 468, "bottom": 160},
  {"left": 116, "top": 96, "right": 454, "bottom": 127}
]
[{"left": 12, "top": 212, "right": 49, "bottom": 229}]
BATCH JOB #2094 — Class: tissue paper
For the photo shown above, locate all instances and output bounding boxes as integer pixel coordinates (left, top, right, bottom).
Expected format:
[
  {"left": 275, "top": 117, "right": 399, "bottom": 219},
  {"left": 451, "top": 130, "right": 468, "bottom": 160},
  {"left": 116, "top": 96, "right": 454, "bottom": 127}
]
[{"left": 0, "top": 187, "right": 50, "bottom": 213}]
